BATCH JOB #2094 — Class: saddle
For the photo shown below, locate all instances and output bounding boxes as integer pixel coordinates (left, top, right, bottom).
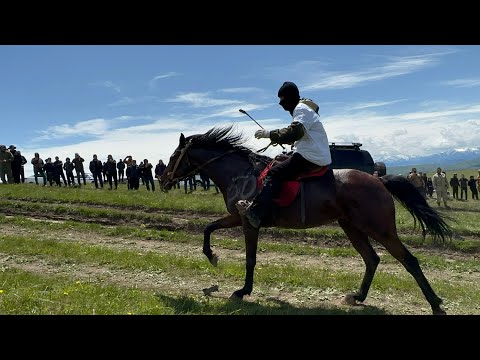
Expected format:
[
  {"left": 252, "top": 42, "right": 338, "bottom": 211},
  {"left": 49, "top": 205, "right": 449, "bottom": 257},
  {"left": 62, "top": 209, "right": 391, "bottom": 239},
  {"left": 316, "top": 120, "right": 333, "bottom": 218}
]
[{"left": 257, "top": 154, "right": 328, "bottom": 207}]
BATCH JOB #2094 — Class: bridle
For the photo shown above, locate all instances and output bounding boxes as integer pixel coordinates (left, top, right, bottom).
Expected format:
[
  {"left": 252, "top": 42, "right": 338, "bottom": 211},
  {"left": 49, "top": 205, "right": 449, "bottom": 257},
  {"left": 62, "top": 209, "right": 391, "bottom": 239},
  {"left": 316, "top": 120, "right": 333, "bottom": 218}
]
[{"left": 165, "top": 140, "right": 238, "bottom": 184}]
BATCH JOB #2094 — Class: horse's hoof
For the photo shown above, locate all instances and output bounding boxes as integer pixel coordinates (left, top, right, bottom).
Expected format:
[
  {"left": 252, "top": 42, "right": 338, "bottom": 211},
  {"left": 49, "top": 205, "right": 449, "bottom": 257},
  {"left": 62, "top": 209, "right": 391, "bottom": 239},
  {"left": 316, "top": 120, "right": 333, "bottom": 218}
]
[
  {"left": 209, "top": 253, "right": 219, "bottom": 267},
  {"left": 343, "top": 293, "right": 359, "bottom": 306},
  {"left": 228, "top": 291, "right": 244, "bottom": 301},
  {"left": 433, "top": 308, "right": 447, "bottom": 315}
]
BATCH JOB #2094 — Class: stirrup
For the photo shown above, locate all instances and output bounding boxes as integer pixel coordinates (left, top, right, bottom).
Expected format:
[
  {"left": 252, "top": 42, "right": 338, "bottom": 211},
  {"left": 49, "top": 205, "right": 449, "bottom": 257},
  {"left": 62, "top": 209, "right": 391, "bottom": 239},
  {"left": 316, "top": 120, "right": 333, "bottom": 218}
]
[
  {"left": 235, "top": 200, "right": 251, "bottom": 216},
  {"left": 235, "top": 200, "right": 261, "bottom": 228}
]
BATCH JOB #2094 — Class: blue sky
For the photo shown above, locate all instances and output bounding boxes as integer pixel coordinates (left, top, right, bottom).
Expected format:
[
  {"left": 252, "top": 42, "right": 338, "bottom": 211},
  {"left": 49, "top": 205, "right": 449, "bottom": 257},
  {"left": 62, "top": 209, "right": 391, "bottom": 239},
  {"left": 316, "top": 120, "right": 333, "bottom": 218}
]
[{"left": 1, "top": 45, "right": 480, "bottom": 176}]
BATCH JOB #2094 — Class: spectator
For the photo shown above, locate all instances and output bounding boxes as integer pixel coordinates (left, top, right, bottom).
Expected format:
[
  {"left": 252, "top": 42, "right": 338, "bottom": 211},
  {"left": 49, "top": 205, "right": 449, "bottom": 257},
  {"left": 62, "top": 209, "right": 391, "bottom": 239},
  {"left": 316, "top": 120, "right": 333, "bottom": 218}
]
[
  {"left": 155, "top": 159, "right": 166, "bottom": 190},
  {"left": 449, "top": 174, "right": 459, "bottom": 200},
  {"left": 31, "top": 152, "right": 46, "bottom": 186},
  {"left": 44, "top": 158, "right": 55, "bottom": 186},
  {"left": 407, "top": 168, "right": 425, "bottom": 198},
  {"left": 184, "top": 176, "right": 196, "bottom": 193},
  {"left": 102, "top": 162, "right": 107, "bottom": 182},
  {"left": 459, "top": 174, "right": 468, "bottom": 200},
  {"left": 141, "top": 159, "right": 155, "bottom": 191},
  {"left": 126, "top": 159, "right": 140, "bottom": 190},
  {"left": 72, "top": 153, "right": 86, "bottom": 186},
  {"left": 421, "top": 172, "right": 428, "bottom": 195},
  {"left": 0, "top": 144, "right": 14, "bottom": 184},
  {"left": 18, "top": 151, "right": 27, "bottom": 183},
  {"left": 63, "top": 157, "right": 76, "bottom": 186},
  {"left": 432, "top": 167, "right": 449, "bottom": 208},
  {"left": 117, "top": 158, "right": 125, "bottom": 183},
  {"left": 53, "top": 156, "right": 67, "bottom": 186},
  {"left": 9, "top": 145, "right": 23, "bottom": 184},
  {"left": 426, "top": 177, "right": 434, "bottom": 198},
  {"left": 105, "top": 155, "right": 118, "bottom": 190},
  {"left": 89, "top": 154, "right": 104, "bottom": 189},
  {"left": 468, "top": 175, "right": 478, "bottom": 200}
]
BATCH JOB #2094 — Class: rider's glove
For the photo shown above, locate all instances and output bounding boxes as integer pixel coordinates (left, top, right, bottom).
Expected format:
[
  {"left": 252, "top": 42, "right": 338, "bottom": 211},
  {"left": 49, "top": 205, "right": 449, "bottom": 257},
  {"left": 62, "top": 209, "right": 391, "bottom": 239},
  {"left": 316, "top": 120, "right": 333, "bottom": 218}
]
[{"left": 255, "top": 129, "right": 270, "bottom": 139}]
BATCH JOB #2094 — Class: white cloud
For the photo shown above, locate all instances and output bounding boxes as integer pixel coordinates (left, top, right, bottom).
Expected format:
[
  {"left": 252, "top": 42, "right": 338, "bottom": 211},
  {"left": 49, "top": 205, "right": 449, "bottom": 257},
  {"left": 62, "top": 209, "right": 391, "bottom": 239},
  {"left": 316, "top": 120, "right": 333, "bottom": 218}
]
[
  {"left": 36, "top": 119, "right": 109, "bottom": 141},
  {"left": 304, "top": 54, "right": 444, "bottom": 90},
  {"left": 149, "top": 72, "right": 180, "bottom": 88},
  {"left": 323, "top": 103, "right": 480, "bottom": 159},
  {"left": 441, "top": 78, "right": 480, "bottom": 88},
  {"left": 108, "top": 96, "right": 157, "bottom": 107},
  {"left": 347, "top": 99, "right": 407, "bottom": 110},
  {"left": 165, "top": 92, "right": 243, "bottom": 108},
  {"left": 218, "top": 87, "right": 264, "bottom": 93},
  {"left": 90, "top": 80, "right": 121, "bottom": 93}
]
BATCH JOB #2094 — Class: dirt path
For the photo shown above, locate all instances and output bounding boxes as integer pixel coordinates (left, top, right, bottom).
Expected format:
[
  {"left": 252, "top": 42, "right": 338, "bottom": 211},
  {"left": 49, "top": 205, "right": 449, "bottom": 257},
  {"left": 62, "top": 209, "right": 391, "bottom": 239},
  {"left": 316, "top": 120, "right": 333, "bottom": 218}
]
[{"left": 1, "top": 221, "right": 479, "bottom": 315}]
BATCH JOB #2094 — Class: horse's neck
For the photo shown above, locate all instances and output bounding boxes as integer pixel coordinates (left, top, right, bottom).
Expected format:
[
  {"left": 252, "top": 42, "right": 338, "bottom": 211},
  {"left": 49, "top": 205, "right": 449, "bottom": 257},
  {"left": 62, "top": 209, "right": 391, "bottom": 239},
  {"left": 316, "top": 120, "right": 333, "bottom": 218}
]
[{"left": 203, "top": 153, "right": 253, "bottom": 188}]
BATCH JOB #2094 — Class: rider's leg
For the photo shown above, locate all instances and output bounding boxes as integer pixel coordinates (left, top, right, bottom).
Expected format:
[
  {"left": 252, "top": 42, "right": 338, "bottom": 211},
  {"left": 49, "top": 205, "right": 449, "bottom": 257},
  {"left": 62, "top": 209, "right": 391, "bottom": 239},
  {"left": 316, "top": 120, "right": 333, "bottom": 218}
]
[{"left": 243, "top": 153, "right": 315, "bottom": 228}]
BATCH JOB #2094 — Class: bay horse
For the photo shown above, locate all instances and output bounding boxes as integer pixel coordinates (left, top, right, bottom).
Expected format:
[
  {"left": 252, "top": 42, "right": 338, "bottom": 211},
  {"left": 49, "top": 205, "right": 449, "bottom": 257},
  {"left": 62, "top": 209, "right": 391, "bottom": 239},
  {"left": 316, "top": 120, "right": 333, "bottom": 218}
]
[{"left": 160, "top": 126, "right": 452, "bottom": 315}]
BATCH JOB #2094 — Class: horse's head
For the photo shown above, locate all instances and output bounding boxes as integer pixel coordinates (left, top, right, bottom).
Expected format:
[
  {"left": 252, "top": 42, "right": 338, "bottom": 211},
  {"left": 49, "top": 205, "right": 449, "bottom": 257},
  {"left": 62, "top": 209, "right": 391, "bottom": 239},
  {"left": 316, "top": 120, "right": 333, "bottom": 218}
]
[
  {"left": 160, "top": 133, "right": 194, "bottom": 190},
  {"left": 160, "top": 125, "right": 268, "bottom": 191}
]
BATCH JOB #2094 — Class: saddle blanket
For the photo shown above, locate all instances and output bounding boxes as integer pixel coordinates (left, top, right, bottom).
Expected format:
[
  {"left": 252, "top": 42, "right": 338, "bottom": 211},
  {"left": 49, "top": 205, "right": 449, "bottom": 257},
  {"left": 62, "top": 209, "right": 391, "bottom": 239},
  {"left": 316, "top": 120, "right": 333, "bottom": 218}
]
[{"left": 257, "top": 161, "right": 328, "bottom": 207}]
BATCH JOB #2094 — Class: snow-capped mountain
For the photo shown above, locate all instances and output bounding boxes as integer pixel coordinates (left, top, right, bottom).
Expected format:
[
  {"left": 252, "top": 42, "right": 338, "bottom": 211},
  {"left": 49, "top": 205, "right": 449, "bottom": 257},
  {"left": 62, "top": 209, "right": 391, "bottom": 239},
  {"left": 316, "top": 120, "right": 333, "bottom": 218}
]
[{"left": 378, "top": 148, "right": 480, "bottom": 166}]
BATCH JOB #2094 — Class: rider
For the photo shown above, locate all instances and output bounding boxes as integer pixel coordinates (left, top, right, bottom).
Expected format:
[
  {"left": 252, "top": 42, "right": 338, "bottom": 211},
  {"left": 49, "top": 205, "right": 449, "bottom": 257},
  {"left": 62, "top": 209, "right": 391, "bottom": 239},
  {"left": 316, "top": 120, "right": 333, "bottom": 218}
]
[{"left": 239, "top": 81, "right": 332, "bottom": 228}]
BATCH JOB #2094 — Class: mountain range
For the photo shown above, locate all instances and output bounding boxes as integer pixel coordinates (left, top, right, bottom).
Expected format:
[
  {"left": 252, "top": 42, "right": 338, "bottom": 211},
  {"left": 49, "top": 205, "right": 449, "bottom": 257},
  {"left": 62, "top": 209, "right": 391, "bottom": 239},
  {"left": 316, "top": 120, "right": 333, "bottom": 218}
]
[{"left": 377, "top": 148, "right": 480, "bottom": 175}]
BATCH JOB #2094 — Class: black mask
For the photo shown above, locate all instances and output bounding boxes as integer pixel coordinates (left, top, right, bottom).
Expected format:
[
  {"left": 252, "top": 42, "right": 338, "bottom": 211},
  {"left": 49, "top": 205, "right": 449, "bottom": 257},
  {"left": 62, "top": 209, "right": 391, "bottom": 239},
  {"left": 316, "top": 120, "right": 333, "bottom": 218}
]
[{"left": 278, "top": 81, "right": 300, "bottom": 115}]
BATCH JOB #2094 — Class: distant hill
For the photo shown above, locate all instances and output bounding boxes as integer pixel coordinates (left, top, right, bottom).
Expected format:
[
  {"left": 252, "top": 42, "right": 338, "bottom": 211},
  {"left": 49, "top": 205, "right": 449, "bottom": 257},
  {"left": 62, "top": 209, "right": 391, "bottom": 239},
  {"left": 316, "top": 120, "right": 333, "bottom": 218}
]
[
  {"left": 381, "top": 148, "right": 480, "bottom": 175},
  {"left": 386, "top": 156, "right": 480, "bottom": 175}
]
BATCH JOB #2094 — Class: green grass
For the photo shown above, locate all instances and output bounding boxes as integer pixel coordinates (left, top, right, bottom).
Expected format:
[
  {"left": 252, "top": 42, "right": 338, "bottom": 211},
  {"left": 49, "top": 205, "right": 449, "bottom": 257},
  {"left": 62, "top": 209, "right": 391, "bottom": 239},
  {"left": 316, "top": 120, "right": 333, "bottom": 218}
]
[
  {"left": 1, "top": 232, "right": 478, "bottom": 315},
  {"left": 1, "top": 180, "right": 480, "bottom": 314},
  {"left": 0, "top": 269, "right": 174, "bottom": 315}
]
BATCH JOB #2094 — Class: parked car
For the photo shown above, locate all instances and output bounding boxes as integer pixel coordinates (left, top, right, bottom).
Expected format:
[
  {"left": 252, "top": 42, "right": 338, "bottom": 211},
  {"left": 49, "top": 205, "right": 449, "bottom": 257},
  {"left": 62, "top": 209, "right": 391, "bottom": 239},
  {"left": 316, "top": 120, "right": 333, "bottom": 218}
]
[
  {"left": 24, "top": 173, "right": 96, "bottom": 184},
  {"left": 329, "top": 143, "right": 387, "bottom": 176}
]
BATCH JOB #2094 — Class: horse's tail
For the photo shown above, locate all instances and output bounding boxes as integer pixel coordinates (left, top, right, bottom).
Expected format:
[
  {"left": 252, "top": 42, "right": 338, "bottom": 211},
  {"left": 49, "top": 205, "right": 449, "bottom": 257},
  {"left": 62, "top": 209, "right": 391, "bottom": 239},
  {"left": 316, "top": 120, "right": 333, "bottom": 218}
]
[{"left": 380, "top": 174, "right": 453, "bottom": 243}]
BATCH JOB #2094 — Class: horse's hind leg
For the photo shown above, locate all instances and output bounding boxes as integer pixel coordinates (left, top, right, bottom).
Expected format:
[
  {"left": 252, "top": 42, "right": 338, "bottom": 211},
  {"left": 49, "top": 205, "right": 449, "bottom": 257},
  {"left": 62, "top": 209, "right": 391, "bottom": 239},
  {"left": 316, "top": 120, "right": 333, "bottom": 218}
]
[
  {"left": 203, "top": 215, "right": 241, "bottom": 267},
  {"left": 377, "top": 235, "right": 445, "bottom": 315},
  {"left": 338, "top": 219, "right": 380, "bottom": 305}
]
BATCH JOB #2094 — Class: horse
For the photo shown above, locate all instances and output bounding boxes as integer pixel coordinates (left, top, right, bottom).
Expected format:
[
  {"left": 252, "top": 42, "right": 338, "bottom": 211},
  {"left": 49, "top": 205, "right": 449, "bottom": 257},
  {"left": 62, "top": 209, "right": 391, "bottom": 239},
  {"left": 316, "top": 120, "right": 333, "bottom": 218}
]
[{"left": 160, "top": 125, "right": 453, "bottom": 315}]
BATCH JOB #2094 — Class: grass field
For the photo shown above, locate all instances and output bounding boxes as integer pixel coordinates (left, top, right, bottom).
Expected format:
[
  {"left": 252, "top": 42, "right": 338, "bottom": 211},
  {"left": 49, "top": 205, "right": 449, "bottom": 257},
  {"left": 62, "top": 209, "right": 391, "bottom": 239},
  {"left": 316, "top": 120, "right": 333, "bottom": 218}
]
[{"left": 0, "top": 180, "right": 479, "bottom": 315}]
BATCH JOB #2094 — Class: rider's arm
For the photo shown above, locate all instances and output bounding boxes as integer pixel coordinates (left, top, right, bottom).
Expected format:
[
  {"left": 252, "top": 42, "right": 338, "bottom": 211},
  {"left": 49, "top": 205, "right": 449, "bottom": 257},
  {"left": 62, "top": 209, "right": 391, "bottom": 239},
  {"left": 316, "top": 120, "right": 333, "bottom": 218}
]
[{"left": 269, "top": 121, "right": 305, "bottom": 145}]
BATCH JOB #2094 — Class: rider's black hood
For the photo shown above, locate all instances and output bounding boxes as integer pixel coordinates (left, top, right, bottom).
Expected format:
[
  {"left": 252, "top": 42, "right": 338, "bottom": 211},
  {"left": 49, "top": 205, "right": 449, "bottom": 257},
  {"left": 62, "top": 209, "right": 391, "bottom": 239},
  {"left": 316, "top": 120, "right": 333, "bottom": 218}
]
[{"left": 278, "top": 81, "right": 300, "bottom": 116}]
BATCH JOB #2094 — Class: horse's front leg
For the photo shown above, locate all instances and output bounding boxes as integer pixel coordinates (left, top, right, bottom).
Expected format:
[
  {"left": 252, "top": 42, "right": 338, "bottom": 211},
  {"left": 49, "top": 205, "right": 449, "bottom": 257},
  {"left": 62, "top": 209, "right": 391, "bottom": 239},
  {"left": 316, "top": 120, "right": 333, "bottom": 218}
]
[
  {"left": 203, "top": 214, "right": 242, "bottom": 266},
  {"left": 230, "top": 220, "right": 259, "bottom": 300}
]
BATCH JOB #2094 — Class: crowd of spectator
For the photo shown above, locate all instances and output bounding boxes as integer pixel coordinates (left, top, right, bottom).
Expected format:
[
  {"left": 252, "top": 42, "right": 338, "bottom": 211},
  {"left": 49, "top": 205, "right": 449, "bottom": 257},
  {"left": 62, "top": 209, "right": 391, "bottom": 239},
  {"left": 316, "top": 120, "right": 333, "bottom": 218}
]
[
  {"left": 407, "top": 167, "right": 480, "bottom": 208},
  {"left": 0, "top": 144, "right": 220, "bottom": 194}
]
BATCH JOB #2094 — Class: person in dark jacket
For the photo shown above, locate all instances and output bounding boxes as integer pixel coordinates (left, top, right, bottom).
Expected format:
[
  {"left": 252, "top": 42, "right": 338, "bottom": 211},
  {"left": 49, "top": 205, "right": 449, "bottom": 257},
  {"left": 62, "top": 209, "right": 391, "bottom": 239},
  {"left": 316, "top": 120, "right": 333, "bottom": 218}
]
[
  {"left": 105, "top": 155, "right": 118, "bottom": 190},
  {"left": 9, "top": 145, "right": 23, "bottom": 184},
  {"left": 449, "top": 174, "right": 459, "bottom": 200},
  {"left": 53, "top": 156, "right": 67, "bottom": 186},
  {"left": 117, "top": 159, "right": 125, "bottom": 183},
  {"left": 468, "top": 176, "right": 478, "bottom": 200},
  {"left": 141, "top": 159, "right": 155, "bottom": 191},
  {"left": 155, "top": 159, "right": 166, "bottom": 190},
  {"left": 126, "top": 160, "right": 139, "bottom": 190},
  {"left": 31, "top": 152, "right": 46, "bottom": 186},
  {"left": 72, "top": 153, "right": 86, "bottom": 186},
  {"left": 459, "top": 174, "right": 468, "bottom": 200},
  {"left": 43, "top": 158, "right": 55, "bottom": 186},
  {"left": 89, "top": 154, "right": 104, "bottom": 189},
  {"left": 63, "top": 157, "right": 76, "bottom": 186}
]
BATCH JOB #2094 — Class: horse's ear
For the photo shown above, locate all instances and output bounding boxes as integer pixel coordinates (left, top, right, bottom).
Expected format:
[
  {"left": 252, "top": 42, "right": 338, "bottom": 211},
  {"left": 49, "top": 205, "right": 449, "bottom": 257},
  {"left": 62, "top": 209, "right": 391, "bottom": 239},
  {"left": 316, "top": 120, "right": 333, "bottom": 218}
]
[{"left": 179, "top": 133, "right": 186, "bottom": 147}]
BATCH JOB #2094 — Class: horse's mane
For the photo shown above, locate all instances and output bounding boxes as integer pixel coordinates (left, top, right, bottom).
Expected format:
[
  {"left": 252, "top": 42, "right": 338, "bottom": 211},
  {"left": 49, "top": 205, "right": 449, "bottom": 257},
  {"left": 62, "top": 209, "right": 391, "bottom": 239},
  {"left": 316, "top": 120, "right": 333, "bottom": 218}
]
[{"left": 187, "top": 125, "right": 272, "bottom": 165}]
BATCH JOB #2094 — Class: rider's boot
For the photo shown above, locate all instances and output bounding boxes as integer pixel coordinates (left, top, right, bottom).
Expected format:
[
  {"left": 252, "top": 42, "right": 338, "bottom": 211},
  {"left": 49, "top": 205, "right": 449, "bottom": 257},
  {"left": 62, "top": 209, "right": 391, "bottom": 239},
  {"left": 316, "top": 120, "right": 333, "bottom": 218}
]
[{"left": 239, "top": 176, "right": 278, "bottom": 228}]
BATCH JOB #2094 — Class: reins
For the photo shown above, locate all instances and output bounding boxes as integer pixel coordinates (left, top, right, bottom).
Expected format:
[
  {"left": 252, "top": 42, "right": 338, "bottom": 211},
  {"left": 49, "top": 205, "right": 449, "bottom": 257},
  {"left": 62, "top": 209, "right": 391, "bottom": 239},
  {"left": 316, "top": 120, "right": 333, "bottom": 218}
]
[{"left": 166, "top": 140, "right": 238, "bottom": 184}]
